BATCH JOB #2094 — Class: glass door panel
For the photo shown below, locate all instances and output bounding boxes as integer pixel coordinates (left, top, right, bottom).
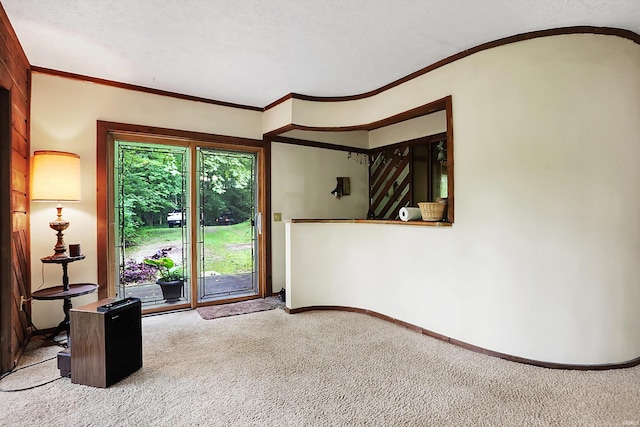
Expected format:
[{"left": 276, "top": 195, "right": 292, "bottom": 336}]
[
  {"left": 114, "top": 141, "right": 191, "bottom": 308},
  {"left": 196, "top": 148, "right": 258, "bottom": 302}
]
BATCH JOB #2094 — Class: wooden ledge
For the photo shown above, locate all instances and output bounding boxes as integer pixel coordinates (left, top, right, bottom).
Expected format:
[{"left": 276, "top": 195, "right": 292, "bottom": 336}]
[
  {"left": 285, "top": 305, "right": 640, "bottom": 371},
  {"left": 289, "top": 219, "right": 452, "bottom": 227}
]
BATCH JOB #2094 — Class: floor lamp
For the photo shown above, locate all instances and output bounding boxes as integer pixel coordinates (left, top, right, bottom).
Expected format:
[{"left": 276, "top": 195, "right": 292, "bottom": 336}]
[{"left": 31, "top": 150, "right": 81, "bottom": 260}]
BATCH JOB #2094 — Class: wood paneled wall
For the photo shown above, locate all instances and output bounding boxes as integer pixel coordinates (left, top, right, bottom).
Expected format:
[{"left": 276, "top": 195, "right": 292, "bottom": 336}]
[{"left": 0, "top": 4, "right": 31, "bottom": 374}]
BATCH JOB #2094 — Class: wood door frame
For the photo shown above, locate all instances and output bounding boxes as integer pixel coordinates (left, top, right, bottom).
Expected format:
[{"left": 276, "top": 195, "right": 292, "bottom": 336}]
[
  {"left": 0, "top": 5, "right": 31, "bottom": 372},
  {"left": 0, "top": 87, "right": 12, "bottom": 373},
  {"left": 96, "top": 121, "right": 269, "bottom": 312}
]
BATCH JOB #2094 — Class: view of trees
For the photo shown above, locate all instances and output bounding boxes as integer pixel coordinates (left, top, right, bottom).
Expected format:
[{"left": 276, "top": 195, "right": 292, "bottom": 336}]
[
  {"left": 119, "top": 144, "right": 255, "bottom": 245},
  {"left": 199, "top": 149, "right": 254, "bottom": 227}
]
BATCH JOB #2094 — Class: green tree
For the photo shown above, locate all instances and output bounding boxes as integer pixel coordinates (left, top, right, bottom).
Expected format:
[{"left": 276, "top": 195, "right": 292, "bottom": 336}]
[
  {"left": 200, "top": 151, "right": 253, "bottom": 224},
  {"left": 121, "top": 147, "right": 185, "bottom": 243},
  {"left": 118, "top": 146, "right": 254, "bottom": 244}
]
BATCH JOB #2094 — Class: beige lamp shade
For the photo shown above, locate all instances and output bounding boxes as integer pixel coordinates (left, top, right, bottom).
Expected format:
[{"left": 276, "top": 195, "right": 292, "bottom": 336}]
[{"left": 31, "top": 150, "right": 81, "bottom": 201}]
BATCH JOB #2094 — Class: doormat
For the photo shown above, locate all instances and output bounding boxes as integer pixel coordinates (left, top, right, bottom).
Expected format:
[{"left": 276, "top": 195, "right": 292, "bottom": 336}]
[{"left": 196, "top": 297, "right": 283, "bottom": 320}]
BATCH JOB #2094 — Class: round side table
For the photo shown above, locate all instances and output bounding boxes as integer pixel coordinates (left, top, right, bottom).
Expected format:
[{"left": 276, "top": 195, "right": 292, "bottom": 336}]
[
  {"left": 32, "top": 283, "right": 98, "bottom": 342},
  {"left": 34, "top": 254, "right": 97, "bottom": 343}
]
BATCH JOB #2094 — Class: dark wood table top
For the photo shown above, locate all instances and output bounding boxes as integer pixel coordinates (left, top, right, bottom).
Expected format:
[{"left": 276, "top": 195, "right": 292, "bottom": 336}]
[
  {"left": 40, "top": 254, "right": 86, "bottom": 264},
  {"left": 32, "top": 283, "right": 97, "bottom": 300}
]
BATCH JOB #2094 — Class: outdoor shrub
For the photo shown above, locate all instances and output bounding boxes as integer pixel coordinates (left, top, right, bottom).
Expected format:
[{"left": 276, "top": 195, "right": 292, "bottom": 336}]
[
  {"left": 122, "top": 259, "right": 157, "bottom": 284},
  {"left": 122, "top": 247, "right": 180, "bottom": 285}
]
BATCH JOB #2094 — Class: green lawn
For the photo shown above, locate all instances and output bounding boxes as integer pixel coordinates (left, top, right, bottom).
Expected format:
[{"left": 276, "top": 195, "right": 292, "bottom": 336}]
[
  {"left": 202, "top": 222, "right": 253, "bottom": 274},
  {"left": 134, "top": 222, "right": 253, "bottom": 275}
]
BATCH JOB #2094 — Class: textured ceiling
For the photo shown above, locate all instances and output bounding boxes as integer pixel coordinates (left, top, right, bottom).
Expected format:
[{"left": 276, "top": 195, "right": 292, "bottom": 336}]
[{"left": 3, "top": 0, "right": 640, "bottom": 108}]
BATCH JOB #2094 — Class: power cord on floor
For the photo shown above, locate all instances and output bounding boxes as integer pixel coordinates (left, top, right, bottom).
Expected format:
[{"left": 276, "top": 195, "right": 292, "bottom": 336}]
[
  {"left": 0, "top": 356, "right": 64, "bottom": 392},
  {"left": 23, "top": 300, "right": 67, "bottom": 348},
  {"left": 1, "top": 304, "right": 68, "bottom": 392}
]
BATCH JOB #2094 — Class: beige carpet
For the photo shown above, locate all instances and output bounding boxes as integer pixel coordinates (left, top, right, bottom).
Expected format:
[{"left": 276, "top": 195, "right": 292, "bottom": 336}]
[{"left": 1, "top": 308, "right": 639, "bottom": 426}]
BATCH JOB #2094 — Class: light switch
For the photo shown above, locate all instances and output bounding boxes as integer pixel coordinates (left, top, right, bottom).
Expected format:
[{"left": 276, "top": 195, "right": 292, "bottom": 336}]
[{"left": 274, "top": 212, "right": 282, "bottom": 222}]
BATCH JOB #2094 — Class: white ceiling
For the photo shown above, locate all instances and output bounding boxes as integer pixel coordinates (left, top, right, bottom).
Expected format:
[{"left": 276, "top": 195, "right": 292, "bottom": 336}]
[{"left": 3, "top": 0, "right": 640, "bottom": 108}]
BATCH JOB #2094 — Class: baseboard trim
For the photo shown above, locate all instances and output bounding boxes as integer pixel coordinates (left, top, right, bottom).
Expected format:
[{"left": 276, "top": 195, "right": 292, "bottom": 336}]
[{"left": 285, "top": 305, "right": 640, "bottom": 371}]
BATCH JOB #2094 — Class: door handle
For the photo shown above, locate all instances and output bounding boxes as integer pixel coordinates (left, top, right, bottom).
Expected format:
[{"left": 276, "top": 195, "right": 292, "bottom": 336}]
[{"left": 256, "top": 212, "right": 262, "bottom": 235}]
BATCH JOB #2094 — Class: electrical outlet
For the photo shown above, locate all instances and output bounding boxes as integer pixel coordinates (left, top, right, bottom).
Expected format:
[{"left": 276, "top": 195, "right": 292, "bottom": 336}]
[{"left": 274, "top": 212, "right": 282, "bottom": 222}]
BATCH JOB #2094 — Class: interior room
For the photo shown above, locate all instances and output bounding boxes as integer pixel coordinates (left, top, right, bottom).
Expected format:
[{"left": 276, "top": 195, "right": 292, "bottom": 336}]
[{"left": 1, "top": 1, "right": 639, "bottom": 425}]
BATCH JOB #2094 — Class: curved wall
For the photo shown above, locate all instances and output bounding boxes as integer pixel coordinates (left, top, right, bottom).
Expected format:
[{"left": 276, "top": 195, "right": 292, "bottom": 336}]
[{"left": 284, "top": 33, "right": 640, "bottom": 365}]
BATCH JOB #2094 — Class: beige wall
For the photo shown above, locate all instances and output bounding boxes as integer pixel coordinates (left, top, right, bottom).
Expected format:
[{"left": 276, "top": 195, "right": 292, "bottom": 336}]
[
  {"left": 29, "top": 33, "right": 640, "bottom": 366},
  {"left": 270, "top": 142, "right": 369, "bottom": 290},
  {"left": 285, "top": 34, "right": 640, "bottom": 365},
  {"left": 262, "top": 97, "right": 292, "bottom": 134},
  {"left": 368, "top": 110, "right": 446, "bottom": 149},
  {"left": 29, "top": 74, "right": 263, "bottom": 328},
  {"left": 281, "top": 129, "right": 369, "bottom": 149}
]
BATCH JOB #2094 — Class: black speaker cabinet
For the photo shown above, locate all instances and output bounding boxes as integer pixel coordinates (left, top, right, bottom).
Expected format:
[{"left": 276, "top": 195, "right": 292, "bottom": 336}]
[{"left": 70, "top": 297, "right": 142, "bottom": 388}]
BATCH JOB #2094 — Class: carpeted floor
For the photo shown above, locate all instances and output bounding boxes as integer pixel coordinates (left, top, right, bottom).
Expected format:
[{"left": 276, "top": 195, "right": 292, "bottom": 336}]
[
  {"left": 196, "top": 296, "right": 283, "bottom": 320},
  {"left": 1, "top": 308, "right": 639, "bottom": 426}
]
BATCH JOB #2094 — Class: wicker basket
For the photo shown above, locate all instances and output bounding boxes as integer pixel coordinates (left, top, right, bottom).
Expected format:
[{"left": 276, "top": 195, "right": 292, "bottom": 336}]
[{"left": 417, "top": 202, "right": 447, "bottom": 221}]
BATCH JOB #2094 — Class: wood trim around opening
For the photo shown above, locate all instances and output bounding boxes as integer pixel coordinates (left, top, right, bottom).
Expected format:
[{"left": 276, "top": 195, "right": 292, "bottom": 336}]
[
  {"left": 267, "top": 135, "right": 368, "bottom": 154},
  {"left": 96, "top": 121, "right": 268, "bottom": 303},
  {"left": 96, "top": 121, "right": 110, "bottom": 299},
  {"left": 263, "top": 97, "right": 448, "bottom": 158},
  {"left": 285, "top": 305, "right": 640, "bottom": 371},
  {"left": 445, "top": 95, "right": 454, "bottom": 224},
  {"left": 264, "top": 97, "right": 448, "bottom": 137},
  {"left": 267, "top": 96, "right": 454, "bottom": 223}
]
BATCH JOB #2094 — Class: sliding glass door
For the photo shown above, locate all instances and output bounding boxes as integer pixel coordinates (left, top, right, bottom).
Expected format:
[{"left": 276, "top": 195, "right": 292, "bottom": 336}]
[
  {"left": 114, "top": 141, "right": 191, "bottom": 308},
  {"left": 196, "top": 148, "right": 259, "bottom": 302},
  {"left": 112, "top": 138, "right": 263, "bottom": 312}
]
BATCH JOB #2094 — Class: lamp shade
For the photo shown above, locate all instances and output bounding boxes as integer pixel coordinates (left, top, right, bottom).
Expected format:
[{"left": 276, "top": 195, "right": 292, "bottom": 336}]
[{"left": 31, "top": 150, "right": 81, "bottom": 201}]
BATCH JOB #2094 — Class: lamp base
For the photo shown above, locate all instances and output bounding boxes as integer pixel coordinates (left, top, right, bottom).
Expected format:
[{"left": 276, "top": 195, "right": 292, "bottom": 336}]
[{"left": 49, "top": 219, "right": 70, "bottom": 259}]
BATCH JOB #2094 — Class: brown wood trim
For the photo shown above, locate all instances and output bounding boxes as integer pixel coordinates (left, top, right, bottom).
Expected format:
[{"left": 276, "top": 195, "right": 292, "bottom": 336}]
[
  {"left": 263, "top": 93, "right": 293, "bottom": 111},
  {"left": 289, "top": 219, "right": 451, "bottom": 227},
  {"left": 264, "top": 139, "right": 273, "bottom": 293},
  {"left": 97, "top": 121, "right": 263, "bottom": 146},
  {"left": 96, "top": 121, "right": 110, "bottom": 299},
  {"left": 264, "top": 27, "right": 640, "bottom": 108},
  {"left": 445, "top": 95, "right": 454, "bottom": 223},
  {"left": 266, "top": 98, "right": 447, "bottom": 137},
  {"left": 1, "top": 3, "right": 31, "bottom": 374},
  {"left": 285, "top": 305, "right": 640, "bottom": 370},
  {"left": 0, "top": 88, "right": 12, "bottom": 374},
  {"left": 263, "top": 124, "right": 297, "bottom": 137},
  {"left": 329, "top": 98, "right": 445, "bottom": 132},
  {"left": 269, "top": 135, "right": 368, "bottom": 154},
  {"left": 31, "top": 66, "right": 262, "bottom": 112},
  {"left": 257, "top": 141, "right": 268, "bottom": 297}
]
